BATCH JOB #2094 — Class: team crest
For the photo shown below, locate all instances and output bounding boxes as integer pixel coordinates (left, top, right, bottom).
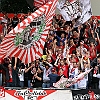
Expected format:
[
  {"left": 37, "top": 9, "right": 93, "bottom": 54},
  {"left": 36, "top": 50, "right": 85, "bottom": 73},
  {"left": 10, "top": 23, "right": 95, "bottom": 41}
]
[{"left": 14, "top": 14, "right": 46, "bottom": 49}]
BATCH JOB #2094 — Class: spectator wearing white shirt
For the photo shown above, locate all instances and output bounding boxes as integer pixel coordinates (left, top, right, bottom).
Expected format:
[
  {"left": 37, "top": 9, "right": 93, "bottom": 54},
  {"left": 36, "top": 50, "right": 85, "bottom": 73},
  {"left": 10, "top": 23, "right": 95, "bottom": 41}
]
[
  {"left": 77, "top": 40, "right": 87, "bottom": 56},
  {"left": 78, "top": 70, "right": 87, "bottom": 89},
  {"left": 18, "top": 64, "right": 25, "bottom": 88},
  {"left": 69, "top": 62, "right": 78, "bottom": 89},
  {"left": 40, "top": 60, "right": 53, "bottom": 88}
]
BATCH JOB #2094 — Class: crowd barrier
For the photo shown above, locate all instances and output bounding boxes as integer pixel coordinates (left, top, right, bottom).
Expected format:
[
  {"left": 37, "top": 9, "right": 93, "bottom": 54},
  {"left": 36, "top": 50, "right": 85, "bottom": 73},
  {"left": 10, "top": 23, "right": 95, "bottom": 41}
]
[{"left": 0, "top": 87, "right": 100, "bottom": 100}]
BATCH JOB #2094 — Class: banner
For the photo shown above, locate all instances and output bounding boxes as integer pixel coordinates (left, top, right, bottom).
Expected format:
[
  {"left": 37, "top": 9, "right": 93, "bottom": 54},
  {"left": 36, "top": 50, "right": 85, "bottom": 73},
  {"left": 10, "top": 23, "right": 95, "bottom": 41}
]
[
  {"left": 57, "top": 0, "right": 92, "bottom": 27},
  {"left": 0, "top": 88, "right": 73, "bottom": 100},
  {"left": 1, "top": 87, "right": 100, "bottom": 100},
  {"left": 72, "top": 89, "right": 100, "bottom": 100}
]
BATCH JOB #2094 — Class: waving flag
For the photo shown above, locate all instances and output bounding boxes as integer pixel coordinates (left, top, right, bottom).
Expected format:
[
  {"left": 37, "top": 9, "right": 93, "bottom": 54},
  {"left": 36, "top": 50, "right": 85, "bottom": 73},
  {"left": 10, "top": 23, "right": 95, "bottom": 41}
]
[
  {"left": 26, "top": 0, "right": 50, "bottom": 10},
  {"left": 34, "top": 0, "right": 50, "bottom": 8},
  {"left": 53, "top": 68, "right": 92, "bottom": 88},
  {"left": 57, "top": 0, "right": 92, "bottom": 27},
  {"left": 0, "top": 0, "right": 58, "bottom": 64}
]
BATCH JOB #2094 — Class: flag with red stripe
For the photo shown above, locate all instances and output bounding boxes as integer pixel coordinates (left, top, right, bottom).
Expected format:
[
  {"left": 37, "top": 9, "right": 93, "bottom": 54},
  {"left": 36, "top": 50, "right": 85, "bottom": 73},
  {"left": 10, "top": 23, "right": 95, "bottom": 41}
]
[
  {"left": 0, "top": 0, "right": 58, "bottom": 64},
  {"left": 34, "top": 0, "right": 50, "bottom": 8},
  {"left": 53, "top": 68, "right": 92, "bottom": 88}
]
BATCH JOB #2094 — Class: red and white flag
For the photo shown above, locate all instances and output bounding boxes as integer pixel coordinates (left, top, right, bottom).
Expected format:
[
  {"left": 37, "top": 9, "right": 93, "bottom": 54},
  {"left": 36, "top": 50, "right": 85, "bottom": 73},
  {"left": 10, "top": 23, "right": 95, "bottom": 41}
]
[
  {"left": 0, "top": 89, "right": 73, "bottom": 100},
  {"left": 0, "top": 0, "right": 58, "bottom": 64},
  {"left": 34, "top": 0, "right": 50, "bottom": 8},
  {"left": 53, "top": 68, "right": 93, "bottom": 88}
]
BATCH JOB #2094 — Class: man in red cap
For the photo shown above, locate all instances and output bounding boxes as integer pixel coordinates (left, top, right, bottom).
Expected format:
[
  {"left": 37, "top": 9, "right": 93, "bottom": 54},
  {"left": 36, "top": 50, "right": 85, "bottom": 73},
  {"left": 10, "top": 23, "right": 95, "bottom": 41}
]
[{"left": 48, "top": 67, "right": 58, "bottom": 87}]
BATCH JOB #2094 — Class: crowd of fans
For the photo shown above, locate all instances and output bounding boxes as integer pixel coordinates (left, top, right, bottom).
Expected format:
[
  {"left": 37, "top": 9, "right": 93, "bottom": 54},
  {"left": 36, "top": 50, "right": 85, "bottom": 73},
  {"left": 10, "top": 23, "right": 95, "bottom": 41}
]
[{"left": 0, "top": 13, "right": 100, "bottom": 89}]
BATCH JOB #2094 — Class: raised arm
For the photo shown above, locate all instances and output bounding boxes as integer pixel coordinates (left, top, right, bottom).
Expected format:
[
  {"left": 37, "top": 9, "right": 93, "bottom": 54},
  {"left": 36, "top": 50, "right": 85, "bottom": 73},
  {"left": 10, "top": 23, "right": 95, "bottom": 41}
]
[
  {"left": 54, "top": 56, "right": 59, "bottom": 67},
  {"left": 13, "top": 57, "right": 17, "bottom": 70},
  {"left": 25, "top": 65, "right": 32, "bottom": 73},
  {"left": 39, "top": 62, "right": 45, "bottom": 71}
]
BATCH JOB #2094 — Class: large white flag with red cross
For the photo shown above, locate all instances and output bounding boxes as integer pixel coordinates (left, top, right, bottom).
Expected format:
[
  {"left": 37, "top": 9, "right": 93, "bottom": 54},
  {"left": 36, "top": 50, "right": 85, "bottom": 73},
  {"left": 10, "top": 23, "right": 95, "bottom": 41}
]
[{"left": 0, "top": 0, "right": 58, "bottom": 64}]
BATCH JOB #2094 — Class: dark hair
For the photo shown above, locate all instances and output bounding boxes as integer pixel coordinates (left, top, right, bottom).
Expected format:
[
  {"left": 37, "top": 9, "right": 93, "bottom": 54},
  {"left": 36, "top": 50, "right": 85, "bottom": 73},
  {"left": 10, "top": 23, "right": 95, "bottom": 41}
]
[
  {"left": 19, "top": 63, "right": 25, "bottom": 69},
  {"left": 38, "top": 67, "right": 43, "bottom": 71},
  {"left": 39, "top": 58, "right": 43, "bottom": 62},
  {"left": 72, "top": 50, "right": 76, "bottom": 54},
  {"left": 45, "top": 63, "right": 49, "bottom": 66},
  {"left": 72, "top": 28, "right": 78, "bottom": 33}
]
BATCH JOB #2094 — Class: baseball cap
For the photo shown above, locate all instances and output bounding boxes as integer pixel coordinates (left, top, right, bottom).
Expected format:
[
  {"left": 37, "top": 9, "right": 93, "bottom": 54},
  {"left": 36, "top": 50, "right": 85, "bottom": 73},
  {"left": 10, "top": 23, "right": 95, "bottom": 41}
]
[{"left": 51, "top": 67, "right": 56, "bottom": 72}]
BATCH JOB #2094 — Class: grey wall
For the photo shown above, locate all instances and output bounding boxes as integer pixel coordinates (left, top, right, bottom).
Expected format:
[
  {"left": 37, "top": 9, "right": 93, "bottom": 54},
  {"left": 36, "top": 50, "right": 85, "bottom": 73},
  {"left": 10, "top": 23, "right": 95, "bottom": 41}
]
[{"left": 91, "top": 0, "right": 100, "bottom": 15}]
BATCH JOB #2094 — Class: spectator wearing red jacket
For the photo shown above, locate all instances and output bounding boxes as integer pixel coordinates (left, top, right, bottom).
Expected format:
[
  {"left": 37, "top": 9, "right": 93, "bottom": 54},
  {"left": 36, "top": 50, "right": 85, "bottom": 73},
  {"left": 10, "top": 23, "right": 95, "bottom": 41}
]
[{"left": 55, "top": 59, "right": 69, "bottom": 78}]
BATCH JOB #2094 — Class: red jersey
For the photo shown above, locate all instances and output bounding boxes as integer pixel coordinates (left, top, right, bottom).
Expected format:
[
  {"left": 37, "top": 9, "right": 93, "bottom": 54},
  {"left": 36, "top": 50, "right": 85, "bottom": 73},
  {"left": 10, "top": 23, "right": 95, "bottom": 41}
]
[
  {"left": 69, "top": 45, "right": 76, "bottom": 54},
  {"left": 89, "top": 47, "right": 96, "bottom": 60},
  {"left": 7, "top": 69, "right": 13, "bottom": 83},
  {"left": 0, "top": 24, "right": 3, "bottom": 33},
  {"left": 58, "top": 65, "right": 69, "bottom": 78}
]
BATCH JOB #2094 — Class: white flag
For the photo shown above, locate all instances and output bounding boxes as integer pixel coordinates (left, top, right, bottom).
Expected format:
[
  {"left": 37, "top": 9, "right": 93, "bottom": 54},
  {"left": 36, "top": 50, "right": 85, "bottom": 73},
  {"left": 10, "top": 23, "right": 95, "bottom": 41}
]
[{"left": 57, "top": 0, "right": 92, "bottom": 27}]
